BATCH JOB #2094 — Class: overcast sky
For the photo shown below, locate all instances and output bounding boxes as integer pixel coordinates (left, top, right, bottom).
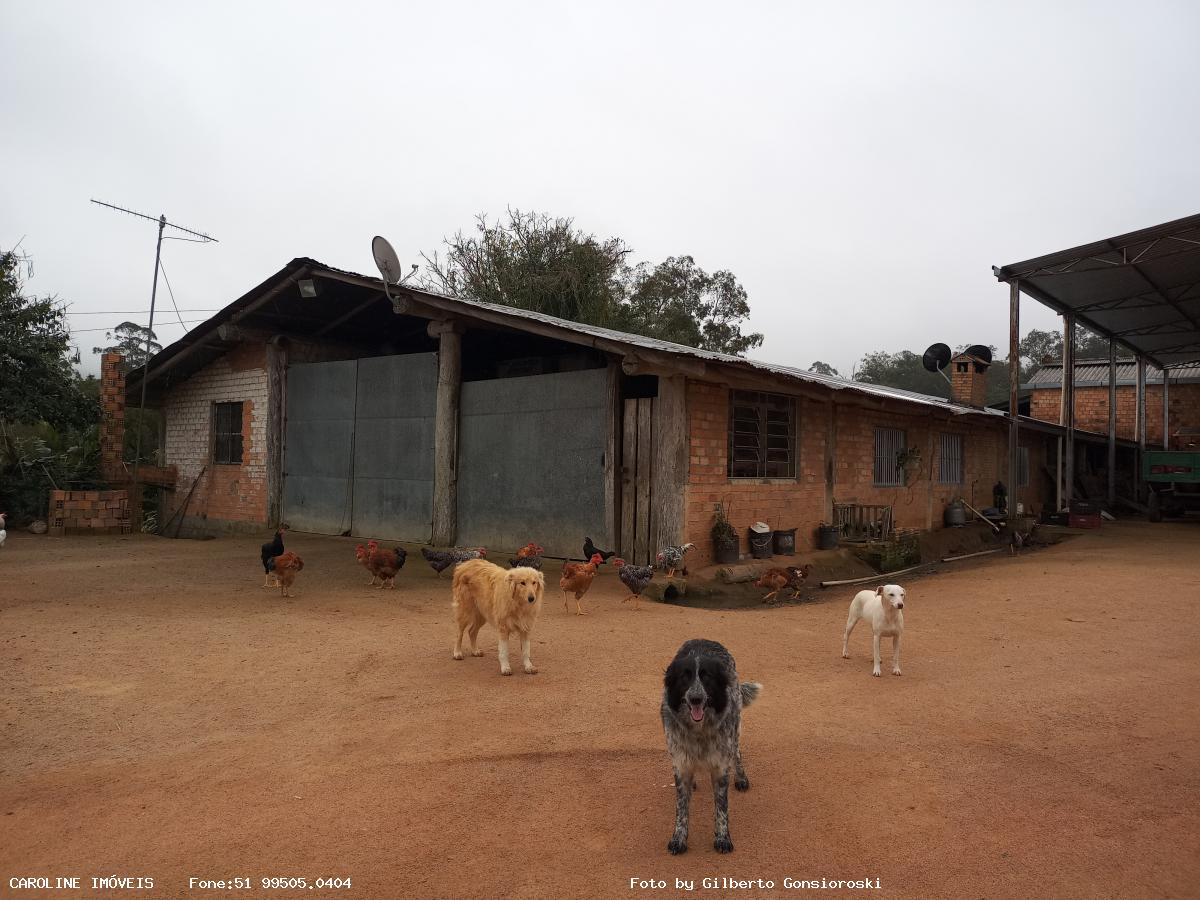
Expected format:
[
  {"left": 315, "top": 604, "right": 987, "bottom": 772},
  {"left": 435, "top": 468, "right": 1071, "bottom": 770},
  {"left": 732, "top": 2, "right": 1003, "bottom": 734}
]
[{"left": 3, "top": 0, "right": 1198, "bottom": 378}]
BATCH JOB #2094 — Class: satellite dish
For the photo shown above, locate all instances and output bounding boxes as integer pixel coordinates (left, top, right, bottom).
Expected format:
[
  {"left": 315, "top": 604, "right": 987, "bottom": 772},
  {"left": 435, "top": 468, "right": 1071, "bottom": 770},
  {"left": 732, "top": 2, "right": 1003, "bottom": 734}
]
[
  {"left": 372, "top": 235, "right": 403, "bottom": 285},
  {"left": 964, "top": 344, "right": 993, "bottom": 364},
  {"left": 922, "top": 343, "right": 952, "bottom": 373}
]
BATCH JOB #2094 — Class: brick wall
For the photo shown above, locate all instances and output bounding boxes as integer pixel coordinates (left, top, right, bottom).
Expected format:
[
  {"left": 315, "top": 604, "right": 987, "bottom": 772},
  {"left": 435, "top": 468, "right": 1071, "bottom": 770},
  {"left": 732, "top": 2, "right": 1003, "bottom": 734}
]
[
  {"left": 49, "top": 489, "right": 130, "bottom": 535},
  {"left": 99, "top": 352, "right": 126, "bottom": 480},
  {"left": 162, "top": 344, "right": 270, "bottom": 530},
  {"left": 682, "top": 380, "right": 1050, "bottom": 567},
  {"left": 1028, "top": 384, "right": 1200, "bottom": 445}
]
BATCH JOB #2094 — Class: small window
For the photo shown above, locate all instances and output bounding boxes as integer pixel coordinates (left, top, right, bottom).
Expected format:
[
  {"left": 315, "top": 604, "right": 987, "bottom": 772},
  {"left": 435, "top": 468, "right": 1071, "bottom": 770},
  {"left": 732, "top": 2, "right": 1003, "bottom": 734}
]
[
  {"left": 939, "top": 433, "right": 964, "bottom": 484},
  {"left": 213, "top": 402, "right": 244, "bottom": 465},
  {"left": 873, "top": 427, "right": 906, "bottom": 486},
  {"left": 727, "top": 390, "right": 795, "bottom": 479},
  {"left": 1016, "top": 446, "right": 1030, "bottom": 488}
]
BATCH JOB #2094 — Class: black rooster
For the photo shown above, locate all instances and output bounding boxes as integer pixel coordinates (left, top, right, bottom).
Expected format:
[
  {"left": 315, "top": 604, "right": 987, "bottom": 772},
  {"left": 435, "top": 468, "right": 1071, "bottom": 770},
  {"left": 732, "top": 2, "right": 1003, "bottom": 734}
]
[
  {"left": 261, "top": 525, "right": 288, "bottom": 587},
  {"left": 582, "top": 536, "right": 615, "bottom": 564}
]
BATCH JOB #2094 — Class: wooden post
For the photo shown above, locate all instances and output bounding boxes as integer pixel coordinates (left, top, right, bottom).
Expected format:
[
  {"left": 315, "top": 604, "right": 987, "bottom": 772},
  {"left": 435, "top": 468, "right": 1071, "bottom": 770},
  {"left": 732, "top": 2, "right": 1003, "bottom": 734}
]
[
  {"left": 430, "top": 320, "right": 463, "bottom": 546},
  {"left": 1107, "top": 340, "right": 1116, "bottom": 506},
  {"left": 824, "top": 400, "right": 836, "bottom": 523},
  {"left": 650, "top": 375, "right": 688, "bottom": 556},
  {"left": 1062, "top": 313, "right": 1075, "bottom": 504},
  {"left": 266, "top": 338, "right": 287, "bottom": 526},
  {"left": 1008, "top": 280, "right": 1020, "bottom": 515},
  {"left": 605, "top": 361, "right": 620, "bottom": 550},
  {"left": 1136, "top": 356, "right": 1147, "bottom": 501},
  {"left": 1162, "top": 367, "right": 1170, "bottom": 450}
]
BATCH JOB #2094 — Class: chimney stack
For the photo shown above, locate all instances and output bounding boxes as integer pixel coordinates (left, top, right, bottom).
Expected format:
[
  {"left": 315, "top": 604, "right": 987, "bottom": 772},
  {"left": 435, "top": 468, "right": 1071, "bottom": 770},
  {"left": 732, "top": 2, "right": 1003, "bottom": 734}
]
[
  {"left": 100, "top": 352, "right": 126, "bottom": 480},
  {"left": 950, "top": 351, "right": 990, "bottom": 408}
]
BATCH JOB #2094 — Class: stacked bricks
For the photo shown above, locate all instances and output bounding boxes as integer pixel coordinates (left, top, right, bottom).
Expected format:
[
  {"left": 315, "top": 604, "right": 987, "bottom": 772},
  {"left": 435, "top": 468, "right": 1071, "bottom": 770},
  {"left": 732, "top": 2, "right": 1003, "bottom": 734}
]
[
  {"left": 161, "top": 344, "right": 270, "bottom": 526},
  {"left": 100, "top": 352, "right": 126, "bottom": 480},
  {"left": 1027, "top": 383, "right": 1200, "bottom": 446},
  {"left": 48, "top": 489, "right": 131, "bottom": 536}
]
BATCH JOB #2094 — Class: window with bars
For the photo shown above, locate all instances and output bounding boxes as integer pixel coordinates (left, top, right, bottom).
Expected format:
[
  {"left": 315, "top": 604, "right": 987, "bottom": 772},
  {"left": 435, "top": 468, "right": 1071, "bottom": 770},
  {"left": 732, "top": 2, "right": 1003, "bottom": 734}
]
[
  {"left": 213, "top": 402, "right": 244, "bottom": 465},
  {"left": 938, "top": 433, "right": 964, "bottom": 484},
  {"left": 873, "top": 427, "right": 906, "bottom": 486},
  {"left": 1016, "top": 446, "right": 1029, "bottom": 487},
  {"left": 727, "top": 390, "right": 796, "bottom": 479}
]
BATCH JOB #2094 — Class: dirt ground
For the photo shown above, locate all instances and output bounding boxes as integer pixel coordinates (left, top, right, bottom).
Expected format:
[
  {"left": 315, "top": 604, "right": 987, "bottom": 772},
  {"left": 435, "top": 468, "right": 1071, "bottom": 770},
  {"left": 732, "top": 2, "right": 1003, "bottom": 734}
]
[{"left": 2, "top": 521, "right": 1198, "bottom": 899}]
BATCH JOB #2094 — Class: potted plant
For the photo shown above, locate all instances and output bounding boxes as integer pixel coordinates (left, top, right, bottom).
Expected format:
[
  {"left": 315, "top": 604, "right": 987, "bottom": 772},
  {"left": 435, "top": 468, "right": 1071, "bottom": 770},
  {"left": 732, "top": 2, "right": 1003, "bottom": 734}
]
[{"left": 711, "top": 501, "right": 739, "bottom": 564}]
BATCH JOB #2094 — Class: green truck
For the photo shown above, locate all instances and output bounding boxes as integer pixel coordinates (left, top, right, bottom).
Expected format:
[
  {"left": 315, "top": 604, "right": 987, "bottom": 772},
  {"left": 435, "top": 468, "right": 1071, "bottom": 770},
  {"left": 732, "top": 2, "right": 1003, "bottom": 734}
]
[{"left": 1144, "top": 451, "right": 1200, "bottom": 521}]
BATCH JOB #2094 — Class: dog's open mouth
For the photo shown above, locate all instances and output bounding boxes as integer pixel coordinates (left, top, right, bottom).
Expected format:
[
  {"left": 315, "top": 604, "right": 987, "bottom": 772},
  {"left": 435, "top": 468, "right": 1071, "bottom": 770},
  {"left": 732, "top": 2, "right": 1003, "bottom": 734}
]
[{"left": 689, "top": 704, "right": 705, "bottom": 723}]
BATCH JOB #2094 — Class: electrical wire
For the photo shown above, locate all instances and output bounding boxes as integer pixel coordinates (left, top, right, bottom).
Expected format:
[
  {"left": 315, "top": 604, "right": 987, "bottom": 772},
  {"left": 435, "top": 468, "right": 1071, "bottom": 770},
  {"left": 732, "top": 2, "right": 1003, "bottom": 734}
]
[
  {"left": 157, "top": 257, "right": 187, "bottom": 329},
  {"left": 66, "top": 308, "right": 217, "bottom": 315},
  {"left": 70, "top": 320, "right": 207, "bottom": 334}
]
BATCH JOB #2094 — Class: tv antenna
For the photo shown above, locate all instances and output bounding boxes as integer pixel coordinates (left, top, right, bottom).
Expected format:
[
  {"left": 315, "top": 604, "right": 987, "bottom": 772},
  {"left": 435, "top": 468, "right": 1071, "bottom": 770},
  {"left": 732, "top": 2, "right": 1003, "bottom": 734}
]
[
  {"left": 371, "top": 235, "right": 418, "bottom": 305},
  {"left": 90, "top": 198, "right": 219, "bottom": 519}
]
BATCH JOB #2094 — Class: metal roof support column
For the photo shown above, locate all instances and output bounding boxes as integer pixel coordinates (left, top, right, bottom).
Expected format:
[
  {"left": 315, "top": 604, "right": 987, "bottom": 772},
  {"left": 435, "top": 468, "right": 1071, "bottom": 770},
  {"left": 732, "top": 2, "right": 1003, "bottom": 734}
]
[
  {"left": 1136, "top": 357, "right": 1147, "bottom": 501},
  {"left": 1062, "top": 313, "right": 1076, "bottom": 505},
  {"left": 1008, "top": 280, "right": 1020, "bottom": 516},
  {"left": 1107, "top": 341, "right": 1117, "bottom": 506},
  {"left": 1162, "top": 370, "right": 1170, "bottom": 450}
]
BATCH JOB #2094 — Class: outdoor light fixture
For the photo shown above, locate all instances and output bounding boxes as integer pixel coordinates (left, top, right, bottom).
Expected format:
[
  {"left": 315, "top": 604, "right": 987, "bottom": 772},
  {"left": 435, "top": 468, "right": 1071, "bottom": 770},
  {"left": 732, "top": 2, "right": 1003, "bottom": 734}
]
[{"left": 298, "top": 278, "right": 320, "bottom": 298}]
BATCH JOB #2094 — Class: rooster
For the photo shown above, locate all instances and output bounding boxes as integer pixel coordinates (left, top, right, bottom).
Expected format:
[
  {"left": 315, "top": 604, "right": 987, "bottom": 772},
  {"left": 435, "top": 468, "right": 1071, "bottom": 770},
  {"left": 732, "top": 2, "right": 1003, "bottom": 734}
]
[
  {"left": 362, "top": 541, "right": 407, "bottom": 589},
  {"left": 421, "top": 546, "right": 487, "bottom": 577},
  {"left": 582, "top": 536, "right": 615, "bottom": 564},
  {"left": 559, "top": 552, "right": 605, "bottom": 615},
  {"left": 655, "top": 542, "right": 695, "bottom": 578},
  {"left": 509, "top": 542, "right": 545, "bottom": 570},
  {"left": 0, "top": 512, "right": 6, "bottom": 550},
  {"left": 271, "top": 551, "right": 304, "bottom": 598},
  {"left": 613, "top": 558, "right": 654, "bottom": 611},
  {"left": 260, "top": 524, "right": 288, "bottom": 587},
  {"left": 754, "top": 563, "right": 813, "bottom": 602}
]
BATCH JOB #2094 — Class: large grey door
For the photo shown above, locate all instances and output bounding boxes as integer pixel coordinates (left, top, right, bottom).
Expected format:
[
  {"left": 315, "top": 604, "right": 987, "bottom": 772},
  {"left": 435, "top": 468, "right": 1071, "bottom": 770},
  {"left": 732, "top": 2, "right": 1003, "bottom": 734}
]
[
  {"left": 350, "top": 354, "right": 436, "bottom": 541},
  {"left": 283, "top": 360, "right": 357, "bottom": 534},
  {"left": 457, "top": 368, "right": 609, "bottom": 559},
  {"left": 283, "top": 353, "right": 436, "bottom": 538}
]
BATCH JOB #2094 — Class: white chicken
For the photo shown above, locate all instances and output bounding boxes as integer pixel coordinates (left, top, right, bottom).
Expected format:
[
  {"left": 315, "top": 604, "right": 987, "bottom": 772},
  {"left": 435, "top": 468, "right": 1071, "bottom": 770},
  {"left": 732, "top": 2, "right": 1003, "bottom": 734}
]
[{"left": 0, "top": 512, "right": 7, "bottom": 549}]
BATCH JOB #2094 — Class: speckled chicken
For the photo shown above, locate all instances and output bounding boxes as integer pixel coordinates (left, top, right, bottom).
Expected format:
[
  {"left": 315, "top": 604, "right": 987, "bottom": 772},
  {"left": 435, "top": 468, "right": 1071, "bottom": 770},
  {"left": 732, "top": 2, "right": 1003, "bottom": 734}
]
[
  {"left": 655, "top": 542, "right": 695, "bottom": 578},
  {"left": 613, "top": 558, "right": 654, "bottom": 610},
  {"left": 421, "top": 546, "right": 487, "bottom": 576}
]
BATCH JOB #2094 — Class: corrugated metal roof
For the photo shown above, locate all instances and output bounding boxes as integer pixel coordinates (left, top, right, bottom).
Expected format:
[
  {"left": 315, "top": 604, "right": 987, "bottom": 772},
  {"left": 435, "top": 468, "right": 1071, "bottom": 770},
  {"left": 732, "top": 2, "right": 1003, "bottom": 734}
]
[
  {"left": 1024, "top": 358, "right": 1200, "bottom": 388},
  {"left": 132, "top": 256, "right": 1006, "bottom": 421},
  {"left": 994, "top": 213, "right": 1200, "bottom": 369}
]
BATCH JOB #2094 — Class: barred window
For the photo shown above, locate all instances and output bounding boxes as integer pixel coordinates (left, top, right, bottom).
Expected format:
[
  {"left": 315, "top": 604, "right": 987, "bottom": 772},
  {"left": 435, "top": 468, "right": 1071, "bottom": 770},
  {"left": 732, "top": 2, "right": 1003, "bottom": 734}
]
[
  {"left": 938, "top": 433, "right": 964, "bottom": 484},
  {"left": 213, "top": 401, "right": 244, "bottom": 465},
  {"left": 873, "top": 427, "right": 906, "bottom": 486},
  {"left": 728, "top": 390, "right": 795, "bottom": 479},
  {"left": 1016, "top": 446, "right": 1029, "bottom": 488}
]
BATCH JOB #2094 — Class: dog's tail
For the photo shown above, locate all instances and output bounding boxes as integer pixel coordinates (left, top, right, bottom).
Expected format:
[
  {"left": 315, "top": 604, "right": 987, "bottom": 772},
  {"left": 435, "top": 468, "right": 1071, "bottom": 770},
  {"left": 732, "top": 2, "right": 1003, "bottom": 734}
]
[{"left": 740, "top": 682, "right": 762, "bottom": 708}]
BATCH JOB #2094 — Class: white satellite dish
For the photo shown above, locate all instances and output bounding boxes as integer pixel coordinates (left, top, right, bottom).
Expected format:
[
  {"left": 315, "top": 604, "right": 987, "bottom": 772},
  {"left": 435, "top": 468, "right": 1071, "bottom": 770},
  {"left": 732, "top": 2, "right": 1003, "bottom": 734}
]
[{"left": 372, "top": 235, "right": 403, "bottom": 285}]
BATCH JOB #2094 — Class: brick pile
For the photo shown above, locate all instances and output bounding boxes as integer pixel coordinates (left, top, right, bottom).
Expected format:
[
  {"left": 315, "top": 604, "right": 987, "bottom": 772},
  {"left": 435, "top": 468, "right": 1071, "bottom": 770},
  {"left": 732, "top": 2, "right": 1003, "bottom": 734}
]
[{"left": 49, "top": 489, "right": 131, "bottom": 536}]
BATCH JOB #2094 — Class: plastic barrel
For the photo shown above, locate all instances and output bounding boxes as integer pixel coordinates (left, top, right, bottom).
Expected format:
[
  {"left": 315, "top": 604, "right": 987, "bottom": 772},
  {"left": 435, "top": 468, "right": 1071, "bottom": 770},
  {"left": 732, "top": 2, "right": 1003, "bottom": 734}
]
[
  {"left": 817, "top": 524, "right": 839, "bottom": 550},
  {"left": 748, "top": 529, "right": 773, "bottom": 559},
  {"left": 773, "top": 528, "right": 796, "bottom": 555}
]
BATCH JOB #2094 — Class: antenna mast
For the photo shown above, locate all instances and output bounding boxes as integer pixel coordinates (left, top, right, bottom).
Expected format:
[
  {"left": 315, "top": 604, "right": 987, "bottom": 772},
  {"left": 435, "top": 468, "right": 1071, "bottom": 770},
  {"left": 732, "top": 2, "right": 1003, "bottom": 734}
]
[{"left": 90, "top": 198, "right": 219, "bottom": 528}]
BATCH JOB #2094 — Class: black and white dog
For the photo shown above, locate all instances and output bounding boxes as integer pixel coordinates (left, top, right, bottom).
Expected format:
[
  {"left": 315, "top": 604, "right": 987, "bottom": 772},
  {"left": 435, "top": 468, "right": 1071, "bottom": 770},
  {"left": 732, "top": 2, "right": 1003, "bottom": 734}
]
[{"left": 661, "top": 639, "right": 761, "bottom": 854}]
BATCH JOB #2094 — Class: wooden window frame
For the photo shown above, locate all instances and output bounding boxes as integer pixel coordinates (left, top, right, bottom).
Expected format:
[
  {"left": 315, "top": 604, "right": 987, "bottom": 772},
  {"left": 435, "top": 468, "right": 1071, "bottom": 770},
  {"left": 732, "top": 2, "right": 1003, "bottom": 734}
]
[
  {"left": 727, "top": 390, "right": 797, "bottom": 480},
  {"left": 212, "top": 401, "right": 244, "bottom": 466},
  {"left": 873, "top": 426, "right": 906, "bottom": 487},
  {"left": 938, "top": 432, "right": 964, "bottom": 484}
]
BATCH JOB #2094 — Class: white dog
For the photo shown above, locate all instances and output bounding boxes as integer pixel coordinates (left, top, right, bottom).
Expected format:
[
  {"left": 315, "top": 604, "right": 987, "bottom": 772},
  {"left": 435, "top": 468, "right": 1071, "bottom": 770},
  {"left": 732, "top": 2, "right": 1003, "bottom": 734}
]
[{"left": 841, "top": 584, "right": 905, "bottom": 677}]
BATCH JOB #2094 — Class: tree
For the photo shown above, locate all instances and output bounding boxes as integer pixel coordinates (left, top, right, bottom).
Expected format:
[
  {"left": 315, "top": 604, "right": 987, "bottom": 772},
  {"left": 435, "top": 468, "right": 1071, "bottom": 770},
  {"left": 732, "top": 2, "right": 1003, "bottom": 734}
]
[
  {"left": 808, "top": 361, "right": 840, "bottom": 377},
  {"left": 93, "top": 321, "right": 161, "bottom": 372},
  {"left": 618, "top": 256, "right": 763, "bottom": 355},
  {"left": 853, "top": 349, "right": 951, "bottom": 399},
  {"left": 0, "top": 249, "right": 96, "bottom": 430},
  {"left": 422, "top": 208, "right": 763, "bottom": 356},
  {"left": 1019, "top": 324, "right": 1110, "bottom": 367}
]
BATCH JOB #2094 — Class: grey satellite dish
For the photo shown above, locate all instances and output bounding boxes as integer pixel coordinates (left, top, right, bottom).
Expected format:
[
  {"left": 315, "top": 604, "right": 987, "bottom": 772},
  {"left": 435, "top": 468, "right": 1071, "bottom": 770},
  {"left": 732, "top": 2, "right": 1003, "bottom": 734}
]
[
  {"left": 372, "top": 235, "right": 419, "bottom": 303},
  {"left": 964, "top": 344, "right": 993, "bottom": 365}
]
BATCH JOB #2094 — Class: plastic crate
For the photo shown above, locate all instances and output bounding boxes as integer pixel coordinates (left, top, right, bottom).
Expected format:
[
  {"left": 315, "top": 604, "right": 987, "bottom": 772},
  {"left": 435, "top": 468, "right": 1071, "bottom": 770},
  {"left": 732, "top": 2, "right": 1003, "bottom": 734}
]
[{"left": 1069, "top": 512, "right": 1101, "bottom": 529}]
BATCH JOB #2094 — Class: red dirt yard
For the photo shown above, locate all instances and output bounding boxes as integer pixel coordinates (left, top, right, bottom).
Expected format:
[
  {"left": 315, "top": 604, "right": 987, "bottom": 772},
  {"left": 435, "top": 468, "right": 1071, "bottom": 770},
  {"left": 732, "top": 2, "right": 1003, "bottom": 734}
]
[{"left": 2, "top": 522, "right": 1198, "bottom": 899}]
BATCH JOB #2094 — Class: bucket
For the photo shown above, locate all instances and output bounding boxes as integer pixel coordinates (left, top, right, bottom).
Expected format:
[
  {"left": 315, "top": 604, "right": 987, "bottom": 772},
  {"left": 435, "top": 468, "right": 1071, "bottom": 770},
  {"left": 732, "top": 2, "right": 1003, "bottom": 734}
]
[
  {"left": 713, "top": 535, "right": 739, "bottom": 565},
  {"left": 773, "top": 528, "right": 796, "bottom": 555},
  {"left": 816, "top": 524, "right": 839, "bottom": 551},
  {"left": 748, "top": 528, "right": 773, "bottom": 560}
]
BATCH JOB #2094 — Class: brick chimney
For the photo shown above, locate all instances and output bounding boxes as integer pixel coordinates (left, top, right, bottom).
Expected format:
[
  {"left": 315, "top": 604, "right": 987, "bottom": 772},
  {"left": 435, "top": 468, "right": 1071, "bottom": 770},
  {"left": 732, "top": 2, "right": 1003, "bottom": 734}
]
[
  {"left": 950, "top": 351, "right": 989, "bottom": 408},
  {"left": 100, "top": 352, "right": 126, "bottom": 480}
]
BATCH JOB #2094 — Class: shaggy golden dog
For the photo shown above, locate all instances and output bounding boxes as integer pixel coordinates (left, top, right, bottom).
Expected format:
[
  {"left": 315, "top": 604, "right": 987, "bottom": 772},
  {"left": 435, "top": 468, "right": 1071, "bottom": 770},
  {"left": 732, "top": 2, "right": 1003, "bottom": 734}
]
[{"left": 451, "top": 559, "right": 544, "bottom": 676}]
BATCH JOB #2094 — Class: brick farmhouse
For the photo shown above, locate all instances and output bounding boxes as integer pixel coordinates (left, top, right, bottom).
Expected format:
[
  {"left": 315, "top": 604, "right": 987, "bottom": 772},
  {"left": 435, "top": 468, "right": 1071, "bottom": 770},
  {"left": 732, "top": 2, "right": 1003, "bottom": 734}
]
[{"left": 121, "top": 259, "right": 1054, "bottom": 565}]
